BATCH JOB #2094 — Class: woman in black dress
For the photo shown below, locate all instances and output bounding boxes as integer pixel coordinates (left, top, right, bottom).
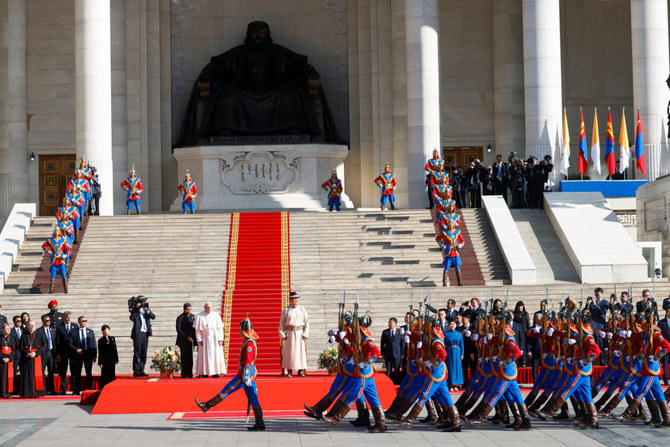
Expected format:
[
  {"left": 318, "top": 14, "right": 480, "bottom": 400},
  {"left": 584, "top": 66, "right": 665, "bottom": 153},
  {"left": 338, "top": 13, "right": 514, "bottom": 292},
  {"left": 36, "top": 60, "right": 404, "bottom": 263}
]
[
  {"left": 512, "top": 301, "right": 530, "bottom": 367},
  {"left": 97, "top": 325, "right": 118, "bottom": 389}
]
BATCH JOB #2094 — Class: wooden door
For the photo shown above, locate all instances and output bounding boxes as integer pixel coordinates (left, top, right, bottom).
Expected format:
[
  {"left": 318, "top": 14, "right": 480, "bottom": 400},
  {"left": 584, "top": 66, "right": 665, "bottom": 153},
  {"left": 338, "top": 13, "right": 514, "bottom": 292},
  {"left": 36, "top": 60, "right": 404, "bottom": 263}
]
[
  {"left": 39, "top": 154, "right": 77, "bottom": 217},
  {"left": 442, "top": 146, "right": 483, "bottom": 168}
]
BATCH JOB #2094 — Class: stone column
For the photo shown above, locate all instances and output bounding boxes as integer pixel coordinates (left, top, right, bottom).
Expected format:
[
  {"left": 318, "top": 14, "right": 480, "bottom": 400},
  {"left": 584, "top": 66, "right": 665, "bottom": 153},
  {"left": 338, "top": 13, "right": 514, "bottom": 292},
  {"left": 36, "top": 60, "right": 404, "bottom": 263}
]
[
  {"left": 522, "top": 0, "right": 562, "bottom": 185},
  {"left": 492, "top": 0, "right": 525, "bottom": 158},
  {"left": 75, "top": 0, "right": 114, "bottom": 215},
  {"left": 405, "top": 0, "right": 440, "bottom": 209},
  {"left": 0, "top": 0, "right": 27, "bottom": 223},
  {"left": 631, "top": 0, "right": 670, "bottom": 181}
]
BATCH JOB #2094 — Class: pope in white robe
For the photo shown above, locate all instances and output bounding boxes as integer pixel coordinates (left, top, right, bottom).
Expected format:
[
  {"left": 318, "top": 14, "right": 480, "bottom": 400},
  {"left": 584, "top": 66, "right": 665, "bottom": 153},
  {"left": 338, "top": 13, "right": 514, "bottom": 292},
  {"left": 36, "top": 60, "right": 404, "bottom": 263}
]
[
  {"left": 194, "top": 302, "right": 226, "bottom": 376},
  {"left": 279, "top": 291, "right": 309, "bottom": 375}
]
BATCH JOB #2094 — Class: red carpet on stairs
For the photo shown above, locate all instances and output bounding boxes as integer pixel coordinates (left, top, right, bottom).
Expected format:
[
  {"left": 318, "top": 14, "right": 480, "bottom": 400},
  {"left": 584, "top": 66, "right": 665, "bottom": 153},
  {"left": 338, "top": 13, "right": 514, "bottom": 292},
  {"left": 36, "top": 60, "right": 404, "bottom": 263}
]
[{"left": 222, "top": 212, "right": 290, "bottom": 374}]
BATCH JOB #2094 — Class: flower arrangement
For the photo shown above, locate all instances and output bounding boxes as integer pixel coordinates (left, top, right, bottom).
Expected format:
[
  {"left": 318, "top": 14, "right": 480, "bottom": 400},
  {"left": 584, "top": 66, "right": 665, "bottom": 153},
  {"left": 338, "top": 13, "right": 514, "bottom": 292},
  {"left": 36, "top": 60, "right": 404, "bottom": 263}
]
[
  {"left": 150, "top": 346, "right": 181, "bottom": 373},
  {"left": 317, "top": 345, "right": 339, "bottom": 372}
]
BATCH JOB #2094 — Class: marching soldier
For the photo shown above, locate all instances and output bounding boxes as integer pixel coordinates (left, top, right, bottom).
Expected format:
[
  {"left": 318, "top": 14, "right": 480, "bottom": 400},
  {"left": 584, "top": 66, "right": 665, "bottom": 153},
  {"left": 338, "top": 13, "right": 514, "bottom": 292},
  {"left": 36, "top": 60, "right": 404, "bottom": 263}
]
[
  {"left": 195, "top": 318, "right": 265, "bottom": 431},
  {"left": 42, "top": 228, "right": 71, "bottom": 294},
  {"left": 438, "top": 219, "right": 465, "bottom": 287}
]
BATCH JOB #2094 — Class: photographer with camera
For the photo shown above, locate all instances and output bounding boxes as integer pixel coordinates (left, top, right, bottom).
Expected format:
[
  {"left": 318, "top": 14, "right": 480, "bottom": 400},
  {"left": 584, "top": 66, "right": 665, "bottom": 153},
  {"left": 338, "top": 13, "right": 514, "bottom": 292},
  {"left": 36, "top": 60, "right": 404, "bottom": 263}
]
[
  {"left": 465, "top": 159, "right": 486, "bottom": 208},
  {"left": 129, "top": 295, "right": 155, "bottom": 377},
  {"left": 510, "top": 158, "right": 528, "bottom": 208},
  {"left": 89, "top": 167, "right": 101, "bottom": 216}
]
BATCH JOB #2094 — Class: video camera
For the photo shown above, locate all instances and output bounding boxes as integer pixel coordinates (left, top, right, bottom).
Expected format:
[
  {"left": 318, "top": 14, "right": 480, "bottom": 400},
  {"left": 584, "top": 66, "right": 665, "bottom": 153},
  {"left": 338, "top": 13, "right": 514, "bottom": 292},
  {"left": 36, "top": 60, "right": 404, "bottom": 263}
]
[{"left": 128, "top": 295, "right": 149, "bottom": 312}]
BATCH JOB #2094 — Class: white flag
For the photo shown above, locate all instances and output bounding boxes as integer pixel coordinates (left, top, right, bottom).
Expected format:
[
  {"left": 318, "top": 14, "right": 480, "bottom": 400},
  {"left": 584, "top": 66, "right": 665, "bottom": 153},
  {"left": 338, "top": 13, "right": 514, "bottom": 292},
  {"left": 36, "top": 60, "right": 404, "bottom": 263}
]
[
  {"left": 560, "top": 108, "right": 570, "bottom": 176},
  {"left": 618, "top": 108, "right": 630, "bottom": 174},
  {"left": 591, "top": 109, "right": 601, "bottom": 175}
]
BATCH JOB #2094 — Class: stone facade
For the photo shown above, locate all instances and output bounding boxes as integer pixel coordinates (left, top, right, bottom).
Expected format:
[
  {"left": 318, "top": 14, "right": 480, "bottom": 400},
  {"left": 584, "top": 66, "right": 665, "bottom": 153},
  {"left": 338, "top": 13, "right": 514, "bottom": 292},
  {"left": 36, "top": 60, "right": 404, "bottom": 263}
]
[
  {"left": 0, "top": 0, "right": 668, "bottom": 222},
  {"left": 636, "top": 175, "right": 670, "bottom": 279}
]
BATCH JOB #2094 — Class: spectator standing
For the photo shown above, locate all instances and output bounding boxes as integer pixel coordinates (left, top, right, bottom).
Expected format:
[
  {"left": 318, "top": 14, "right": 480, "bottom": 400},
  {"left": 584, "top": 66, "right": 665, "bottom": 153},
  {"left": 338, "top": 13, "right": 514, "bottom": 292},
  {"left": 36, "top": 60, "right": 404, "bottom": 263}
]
[
  {"left": 71, "top": 316, "right": 96, "bottom": 395},
  {"left": 129, "top": 295, "right": 155, "bottom": 377},
  {"left": 445, "top": 299, "right": 458, "bottom": 322},
  {"left": 380, "top": 317, "right": 403, "bottom": 384},
  {"left": 659, "top": 299, "right": 670, "bottom": 386},
  {"left": 176, "top": 303, "right": 196, "bottom": 378},
  {"left": 36, "top": 315, "right": 57, "bottom": 395},
  {"left": 97, "top": 325, "right": 119, "bottom": 389},
  {"left": 42, "top": 300, "right": 64, "bottom": 327},
  {"left": 56, "top": 312, "right": 77, "bottom": 394},
  {"left": 10, "top": 316, "right": 23, "bottom": 393},
  {"left": 461, "top": 311, "right": 477, "bottom": 386},
  {"left": 512, "top": 301, "right": 530, "bottom": 367},
  {"left": 588, "top": 287, "right": 610, "bottom": 365},
  {"left": 491, "top": 154, "right": 509, "bottom": 203},
  {"left": 444, "top": 320, "right": 464, "bottom": 391},
  {"left": 614, "top": 291, "right": 634, "bottom": 314},
  {"left": 527, "top": 313, "right": 543, "bottom": 381},
  {"left": 89, "top": 167, "right": 101, "bottom": 216},
  {"left": 278, "top": 291, "right": 309, "bottom": 377}
]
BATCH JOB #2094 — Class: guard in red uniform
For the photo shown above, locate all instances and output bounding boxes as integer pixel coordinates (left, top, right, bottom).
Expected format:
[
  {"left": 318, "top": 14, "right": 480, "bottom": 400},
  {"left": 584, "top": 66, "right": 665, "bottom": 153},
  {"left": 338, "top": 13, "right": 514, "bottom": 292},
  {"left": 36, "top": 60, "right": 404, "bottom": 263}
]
[
  {"left": 177, "top": 171, "right": 197, "bottom": 214},
  {"left": 321, "top": 170, "right": 343, "bottom": 212},
  {"left": 438, "top": 219, "right": 465, "bottom": 287},
  {"left": 195, "top": 318, "right": 265, "bottom": 431},
  {"left": 120, "top": 167, "right": 144, "bottom": 215},
  {"left": 42, "top": 228, "right": 71, "bottom": 294},
  {"left": 374, "top": 163, "right": 397, "bottom": 211},
  {"left": 67, "top": 170, "right": 91, "bottom": 216},
  {"left": 425, "top": 149, "right": 443, "bottom": 209}
]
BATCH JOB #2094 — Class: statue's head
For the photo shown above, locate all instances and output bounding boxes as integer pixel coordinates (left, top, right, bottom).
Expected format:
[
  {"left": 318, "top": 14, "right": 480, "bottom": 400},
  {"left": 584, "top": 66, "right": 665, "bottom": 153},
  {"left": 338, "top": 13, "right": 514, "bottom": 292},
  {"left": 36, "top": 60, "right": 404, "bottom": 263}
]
[{"left": 244, "top": 21, "right": 272, "bottom": 45}]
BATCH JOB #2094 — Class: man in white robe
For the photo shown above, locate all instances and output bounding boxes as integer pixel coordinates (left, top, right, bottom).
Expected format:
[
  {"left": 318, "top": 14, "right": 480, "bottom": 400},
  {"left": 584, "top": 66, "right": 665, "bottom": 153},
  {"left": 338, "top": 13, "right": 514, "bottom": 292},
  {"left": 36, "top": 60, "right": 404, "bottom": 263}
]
[
  {"left": 194, "top": 302, "right": 226, "bottom": 377},
  {"left": 279, "top": 291, "right": 309, "bottom": 377}
]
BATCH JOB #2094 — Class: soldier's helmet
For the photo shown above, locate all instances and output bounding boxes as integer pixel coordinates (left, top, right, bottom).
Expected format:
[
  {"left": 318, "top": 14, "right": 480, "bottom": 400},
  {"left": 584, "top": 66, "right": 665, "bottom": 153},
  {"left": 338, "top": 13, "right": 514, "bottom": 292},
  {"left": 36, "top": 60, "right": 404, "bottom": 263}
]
[
  {"left": 342, "top": 311, "right": 354, "bottom": 328},
  {"left": 240, "top": 317, "right": 259, "bottom": 339},
  {"left": 358, "top": 314, "right": 372, "bottom": 328}
]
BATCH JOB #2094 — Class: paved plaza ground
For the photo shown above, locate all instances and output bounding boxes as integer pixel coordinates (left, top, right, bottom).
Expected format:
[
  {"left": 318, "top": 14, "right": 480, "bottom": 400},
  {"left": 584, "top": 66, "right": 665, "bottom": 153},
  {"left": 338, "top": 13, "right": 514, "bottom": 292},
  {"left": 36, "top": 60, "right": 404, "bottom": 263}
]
[{"left": 0, "top": 399, "right": 667, "bottom": 447}]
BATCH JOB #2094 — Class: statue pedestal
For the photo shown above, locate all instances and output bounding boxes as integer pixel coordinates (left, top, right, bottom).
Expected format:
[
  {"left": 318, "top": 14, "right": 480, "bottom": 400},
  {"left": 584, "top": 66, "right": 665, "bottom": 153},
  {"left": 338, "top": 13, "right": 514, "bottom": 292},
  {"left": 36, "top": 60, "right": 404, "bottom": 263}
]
[{"left": 171, "top": 144, "right": 353, "bottom": 211}]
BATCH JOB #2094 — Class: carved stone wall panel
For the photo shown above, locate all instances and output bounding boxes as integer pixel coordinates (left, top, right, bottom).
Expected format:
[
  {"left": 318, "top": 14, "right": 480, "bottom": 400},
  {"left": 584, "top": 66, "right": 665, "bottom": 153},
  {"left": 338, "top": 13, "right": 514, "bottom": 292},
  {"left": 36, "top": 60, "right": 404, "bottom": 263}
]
[{"left": 220, "top": 152, "right": 299, "bottom": 194}]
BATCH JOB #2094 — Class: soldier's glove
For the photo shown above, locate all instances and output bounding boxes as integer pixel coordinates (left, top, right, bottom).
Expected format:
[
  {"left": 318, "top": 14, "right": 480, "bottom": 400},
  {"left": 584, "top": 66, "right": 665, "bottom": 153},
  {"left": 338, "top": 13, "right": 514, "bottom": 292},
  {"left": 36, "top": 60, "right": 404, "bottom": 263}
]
[
  {"left": 567, "top": 339, "right": 576, "bottom": 345},
  {"left": 546, "top": 328, "right": 555, "bottom": 337},
  {"left": 607, "top": 332, "right": 613, "bottom": 340},
  {"left": 578, "top": 360, "right": 588, "bottom": 369},
  {"left": 612, "top": 350, "right": 622, "bottom": 357},
  {"left": 531, "top": 327, "right": 541, "bottom": 333},
  {"left": 487, "top": 334, "right": 493, "bottom": 341},
  {"left": 597, "top": 331, "right": 606, "bottom": 339},
  {"left": 542, "top": 353, "right": 547, "bottom": 359},
  {"left": 566, "top": 357, "right": 573, "bottom": 363},
  {"left": 328, "top": 336, "right": 336, "bottom": 344},
  {"left": 624, "top": 356, "right": 630, "bottom": 362},
  {"left": 491, "top": 356, "right": 498, "bottom": 361},
  {"left": 403, "top": 335, "right": 410, "bottom": 344},
  {"left": 424, "top": 361, "right": 432, "bottom": 368},
  {"left": 464, "top": 330, "right": 471, "bottom": 337},
  {"left": 649, "top": 355, "right": 656, "bottom": 362},
  {"left": 416, "top": 342, "right": 423, "bottom": 349},
  {"left": 358, "top": 362, "right": 366, "bottom": 369},
  {"left": 328, "top": 330, "right": 336, "bottom": 337},
  {"left": 398, "top": 328, "right": 405, "bottom": 336},
  {"left": 339, "top": 331, "right": 347, "bottom": 340},
  {"left": 244, "top": 378, "right": 252, "bottom": 387},
  {"left": 344, "top": 339, "right": 351, "bottom": 346},
  {"left": 471, "top": 334, "right": 479, "bottom": 342}
]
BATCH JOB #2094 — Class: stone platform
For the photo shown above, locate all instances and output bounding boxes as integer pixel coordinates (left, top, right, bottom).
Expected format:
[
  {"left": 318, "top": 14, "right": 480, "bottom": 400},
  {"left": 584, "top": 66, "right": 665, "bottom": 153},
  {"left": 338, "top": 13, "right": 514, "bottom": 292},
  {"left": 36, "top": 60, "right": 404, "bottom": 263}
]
[{"left": 171, "top": 144, "right": 354, "bottom": 211}]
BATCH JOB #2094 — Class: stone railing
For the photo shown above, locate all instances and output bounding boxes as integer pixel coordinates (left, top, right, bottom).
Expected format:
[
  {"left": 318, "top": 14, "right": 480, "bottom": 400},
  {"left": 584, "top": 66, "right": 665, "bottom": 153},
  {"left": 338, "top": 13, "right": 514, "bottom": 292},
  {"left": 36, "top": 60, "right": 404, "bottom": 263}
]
[{"left": 0, "top": 203, "right": 36, "bottom": 293}]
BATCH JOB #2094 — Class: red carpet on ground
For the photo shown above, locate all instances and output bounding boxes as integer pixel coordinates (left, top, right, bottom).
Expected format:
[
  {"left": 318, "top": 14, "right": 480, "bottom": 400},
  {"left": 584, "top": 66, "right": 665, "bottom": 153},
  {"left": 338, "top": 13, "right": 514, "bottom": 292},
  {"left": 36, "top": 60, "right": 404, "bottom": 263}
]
[
  {"left": 91, "top": 372, "right": 396, "bottom": 415},
  {"left": 222, "top": 212, "right": 290, "bottom": 374}
]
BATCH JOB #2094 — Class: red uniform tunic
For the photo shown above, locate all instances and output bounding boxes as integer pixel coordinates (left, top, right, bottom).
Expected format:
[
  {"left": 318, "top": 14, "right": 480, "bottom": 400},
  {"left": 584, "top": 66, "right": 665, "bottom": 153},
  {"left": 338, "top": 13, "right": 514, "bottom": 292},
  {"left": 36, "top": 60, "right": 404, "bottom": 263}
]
[
  {"left": 178, "top": 181, "right": 198, "bottom": 202},
  {"left": 321, "top": 179, "right": 343, "bottom": 199}
]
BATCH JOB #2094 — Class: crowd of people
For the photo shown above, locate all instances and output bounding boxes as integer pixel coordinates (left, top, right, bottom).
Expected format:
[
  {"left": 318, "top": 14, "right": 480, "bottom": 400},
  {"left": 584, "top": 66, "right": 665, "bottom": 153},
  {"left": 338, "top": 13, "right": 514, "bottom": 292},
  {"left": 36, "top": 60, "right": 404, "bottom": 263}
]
[{"left": 0, "top": 300, "right": 118, "bottom": 398}]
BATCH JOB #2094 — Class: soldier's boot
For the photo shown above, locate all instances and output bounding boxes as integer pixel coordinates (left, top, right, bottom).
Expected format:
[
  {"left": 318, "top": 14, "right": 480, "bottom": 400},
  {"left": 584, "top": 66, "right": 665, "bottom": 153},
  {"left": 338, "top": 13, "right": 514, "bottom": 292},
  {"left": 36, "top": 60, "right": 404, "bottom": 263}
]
[
  {"left": 455, "top": 271, "right": 463, "bottom": 286},
  {"left": 443, "top": 272, "right": 449, "bottom": 287},
  {"left": 570, "top": 398, "right": 584, "bottom": 424},
  {"left": 303, "top": 395, "right": 333, "bottom": 420},
  {"left": 580, "top": 402, "right": 599, "bottom": 430},
  {"left": 397, "top": 403, "right": 423, "bottom": 427},
  {"left": 515, "top": 404, "right": 532, "bottom": 431},
  {"left": 441, "top": 405, "right": 462, "bottom": 432},
  {"left": 49, "top": 279, "right": 54, "bottom": 294},
  {"left": 195, "top": 393, "right": 223, "bottom": 413},
  {"left": 62, "top": 277, "right": 68, "bottom": 294},
  {"left": 349, "top": 401, "right": 371, "bottom": 427},
  {"left": 500, "top": 401, "right": 511, "bottom": 424},
  {"left": 613, "top": 399, "right": 640, "bottom": 423},
  {"left": 489, "top": 402, "right": 503, "bottom": 424},
  {"left": 420, "top": 399, "right": 437, "bottom": 424},
  {"left": 368, "top": 406, "right": 387, "bottom": 433},
  {"left": 465, "top": 402, "right": 493, "bottom": 425},
  {"left": 591, "top": 383, "right": 599, "bottom": 399},
  {"left": 432, "top": 400, "right": 444, "bottom": 425},
  {"left": 74, "top": 230, "right": 79, "bottom": 244},
  {"left": 528, "top": 393, "right": 549, "bottom": 418},
  {"left": 631, "top": 399, "right": 648, "bottom": 422},
  {"left": 524, "top": 392, "right": 538, "bottom": 408},
  {"left": 644, "top": 398, "right": 662, "bottom": 426},
  {"left": 555, "top": 402, "right": 569, "bottom": 420},
  {"left": 126, "top": 211, "right": 131, "bottom": 215},
  {"left": 598, "top": 395, "right": 621, "bottom": 417},
  {"left": 454, "top": 391, "right": 469, "bottom": 411},
  {"left": 459, "top": 395, "right": 479, "bottom": 417},
  {"left": 247, "top": 406, "right": 265, "bottom": 431},
  {"left": 505, "top": 402, "right": 521, "bottom": 429},
  {"left": 656, "top": 400, "right": 670, "bottom": 428},
  {"left": 391, "top": 397, "right": 414, "bottom": 422},
  {"left": 594, "top": 391, "right": 612, "bottom": 412},
  {"left": 536, "top": 396, "right": 565, "bottom": 421},
  {"left": 665, "top": 386, "right": 670, "bottom": 400},
  {"left": 390, "top": 204, "right": 396, "bottom": 210},
  {"left": 383, "top": 396, "right": 401, "bottom": 420},
  {"left": 323, "top": 399, "right": 351, "bottom": 426}
]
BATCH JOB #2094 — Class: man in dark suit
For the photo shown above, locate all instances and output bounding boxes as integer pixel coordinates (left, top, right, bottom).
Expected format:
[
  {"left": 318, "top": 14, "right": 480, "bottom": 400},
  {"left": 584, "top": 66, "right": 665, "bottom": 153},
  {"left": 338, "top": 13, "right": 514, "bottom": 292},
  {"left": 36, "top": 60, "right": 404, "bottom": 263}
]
[
  {"left": 445, "top": 300, "right": 458, "bottom": 323},
  {"left": 527, "top": 313, "right": 543, "bottom": 381},
  {"left": 436, "top": 308, "right": 449, "bottom": 335},
  {"left": 9, "top": 315, "right": 23, "bottom": 393},
  {"left": 36, "top": 315, "right": 58, "bottom": 395},
  {"left": 0, "top": 304, "right": 7, "bottom": 327},
  {"left": 659, "top": 298, "right": 670, "bottom": 386},
  {"left": 70, "top": 315, "right": 96, "bottom": 395},
  {"left": 460, "top": 311, "right": 477, "bottom": 386},
  {"left": 380, "top": 317, "right": 403, "bottom": 384},
  {"left": 129, "top": 295, "right": 155, "bottom": 377},
  {"left": 56, "top": 312, "right": 77, "bottom": 394},
  {"left": 491, "top": 154, "right": 509, "bottom": 203},
  {"left": 176, "top": 303, "right": 196, "bottom": 378},
  {"left": 636, "top": 289, "right": 658, "bottom": 319},
  {"left": 588, "top": 288, "right": 611, "bottom": 365}
]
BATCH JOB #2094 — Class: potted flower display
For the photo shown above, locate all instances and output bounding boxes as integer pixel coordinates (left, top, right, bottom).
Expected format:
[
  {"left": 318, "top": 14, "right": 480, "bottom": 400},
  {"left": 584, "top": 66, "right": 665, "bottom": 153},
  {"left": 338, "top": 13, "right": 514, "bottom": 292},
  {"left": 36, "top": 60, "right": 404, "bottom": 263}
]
[
  {"left": 151, "top": 346, "right": 181, "bottom": 379},
  {"left": 317, "top": 345, "right": 339, "bottom": 375}
]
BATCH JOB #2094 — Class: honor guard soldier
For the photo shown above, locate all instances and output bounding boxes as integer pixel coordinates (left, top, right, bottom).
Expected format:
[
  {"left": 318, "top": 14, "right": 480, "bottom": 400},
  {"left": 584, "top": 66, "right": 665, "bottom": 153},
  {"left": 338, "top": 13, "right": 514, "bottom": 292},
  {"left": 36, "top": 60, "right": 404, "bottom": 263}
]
[
  {"left": 121, "top": 166, "right": 144, "bottom": 215},
  {"left": 374, "top": 163, "right": 397, "bottom": 211},
  {"left": 177, "top": 171, "right": 197, "bottom": 214},
  {"left": 195, "top": 318, "right": 265, "bottom": 431},
  {"left": 425, "top": 149, "right": 443, "bottom": 209},
  {"left": 438, "top": 219, "right": 465, "bottom": 287},
  {"left": 321, "top": 170, "right": 343, "bottom": 212},
  {"left": 42, "top": 228, "right": 71, "bottom": 294}
]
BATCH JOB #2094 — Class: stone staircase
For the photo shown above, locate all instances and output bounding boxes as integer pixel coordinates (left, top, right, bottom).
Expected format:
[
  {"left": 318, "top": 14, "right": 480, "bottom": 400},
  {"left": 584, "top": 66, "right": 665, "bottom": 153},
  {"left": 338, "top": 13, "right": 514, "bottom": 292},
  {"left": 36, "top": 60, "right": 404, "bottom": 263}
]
[
  {"left": 2, "top": 210, "right": 668, "bottom": 374},
  {"left": 510, "top": 209, "right": 581, "bottom": 284}
]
